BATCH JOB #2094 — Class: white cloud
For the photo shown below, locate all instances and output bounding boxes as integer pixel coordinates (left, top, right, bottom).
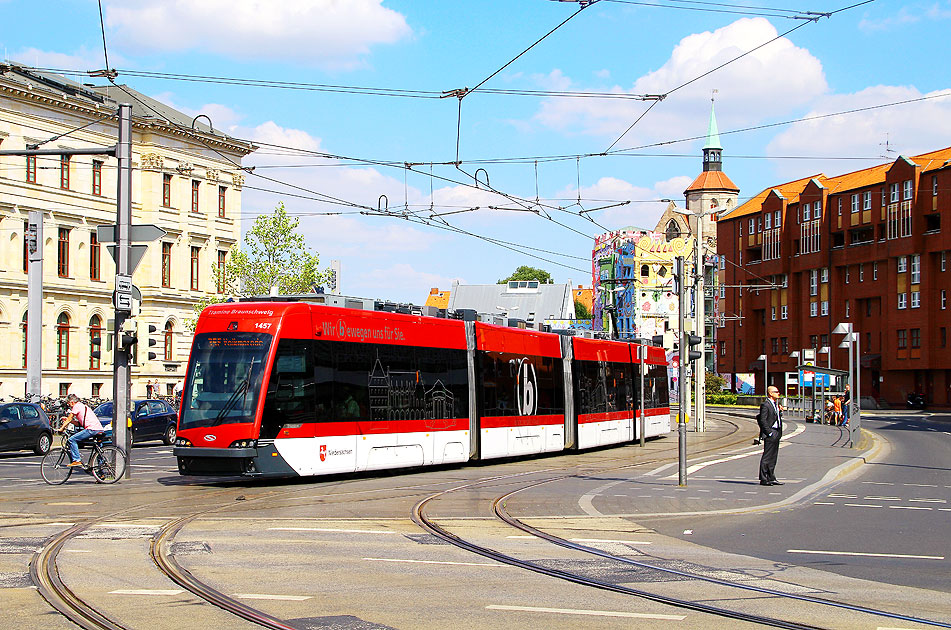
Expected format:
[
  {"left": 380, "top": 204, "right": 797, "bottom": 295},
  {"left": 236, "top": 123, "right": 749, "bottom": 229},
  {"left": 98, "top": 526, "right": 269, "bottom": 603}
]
[
  {"left": 150, "top": 92, "right": 246, "bottom": 129},
  {"left": 353, "top": 263, "right": 463, "bottom": 298},
  {"left": 535, "top": 18, "right": 827, "bottom": 147},
  {"left": 9, "top": 46, "right": 112, "bottom": 71},
  {"left": 105, "top": 0, "right": 412, "bottom": 68},
  {"left": 766, "top": 86, "right": 951, "bottom": 178}
]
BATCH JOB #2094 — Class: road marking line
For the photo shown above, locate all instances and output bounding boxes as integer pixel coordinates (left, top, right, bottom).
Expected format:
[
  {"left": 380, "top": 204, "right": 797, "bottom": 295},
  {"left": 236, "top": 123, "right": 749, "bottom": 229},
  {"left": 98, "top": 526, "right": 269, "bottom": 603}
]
[
  {"left": 814, "top": 502, "right": 835, "bottom": 505},
  {"left": 904, "top": 483, "right": 938, "bottom": 488},
  {"left": 787, "top": 550, "right": 944, "bottom": 560},
  {"left": 862, "top": 481, "right": 893, "bottom": 485},
  {"left": 864, "top": 496, "right": 901, "bottom": 501},
  {"left": 845, "top": 503, "right": 883, "bottom": 508},
  {"left": 110, "top": 589, "right": 184, "bottom": 596},
  {"left": 828, "top": 494, "right": 857, "bottom": 498},
  {"left": 910, "top": 498, "right": 946, "bottom": 503},
  {"left": 888, "top": 506, "right": 932, "bottom": 511},
  {"left": 486, "top": 605, "right": 686, "bottom": 621},
  {"left": 47, "top": 502, "right": 93, "bottom": 506},
  {"left": 571, "top": 538, "right": 652, "bottom": 545},
  {"left": 233, "top": 594, "right": 312, "bottom": 601},
  {"left": 644, "top": 462, "right": 676, "bottom": 477},
  {"left": 940, "top": 509, "right": 951, "bottom": 512},
  {"left": 269, "top": 527, "right": 395, "bottom": 535},
  {"left": 364, "top": 557, "right": 507, "bottom": 567}
]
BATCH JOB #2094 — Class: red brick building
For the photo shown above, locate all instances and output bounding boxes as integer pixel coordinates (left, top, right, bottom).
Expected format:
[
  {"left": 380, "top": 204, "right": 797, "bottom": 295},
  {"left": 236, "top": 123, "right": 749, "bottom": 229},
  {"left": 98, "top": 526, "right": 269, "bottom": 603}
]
[{"left": 716, "top": 147, "right": 951, "bottom": 407}]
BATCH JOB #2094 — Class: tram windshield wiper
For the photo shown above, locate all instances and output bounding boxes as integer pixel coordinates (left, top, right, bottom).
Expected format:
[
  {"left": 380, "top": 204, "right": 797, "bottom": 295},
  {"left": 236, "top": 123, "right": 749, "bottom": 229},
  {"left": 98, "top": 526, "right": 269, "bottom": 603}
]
[{"left": 211, "top": 361, "right": 255, "bottom": 426}]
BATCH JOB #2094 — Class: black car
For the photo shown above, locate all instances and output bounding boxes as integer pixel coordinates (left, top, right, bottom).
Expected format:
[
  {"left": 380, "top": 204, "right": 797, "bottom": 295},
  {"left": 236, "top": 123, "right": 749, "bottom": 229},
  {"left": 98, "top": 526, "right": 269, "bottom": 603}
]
[
  {"left": 0, "top": 402, "right": 52, "bottom": 455},
  {"left": 93, "top": 399, "right": 178, "bottom": 446}
]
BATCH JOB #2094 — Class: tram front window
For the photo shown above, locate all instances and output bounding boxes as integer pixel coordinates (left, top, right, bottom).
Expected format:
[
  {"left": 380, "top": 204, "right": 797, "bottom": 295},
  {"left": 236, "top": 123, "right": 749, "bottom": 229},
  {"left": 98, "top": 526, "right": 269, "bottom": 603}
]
[{"left": 180, "top": 332, "right": 273, "bottom": 430}]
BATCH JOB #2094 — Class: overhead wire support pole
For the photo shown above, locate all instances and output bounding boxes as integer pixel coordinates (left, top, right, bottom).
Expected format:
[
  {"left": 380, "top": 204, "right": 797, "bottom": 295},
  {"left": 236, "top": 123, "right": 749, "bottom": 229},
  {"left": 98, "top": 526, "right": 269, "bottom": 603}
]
[
  {"left": 676, "top": 256, "right": 687, "bottom": 486},
  {"left": 114, "top": 103, "right": 133, "bottom": 479}
]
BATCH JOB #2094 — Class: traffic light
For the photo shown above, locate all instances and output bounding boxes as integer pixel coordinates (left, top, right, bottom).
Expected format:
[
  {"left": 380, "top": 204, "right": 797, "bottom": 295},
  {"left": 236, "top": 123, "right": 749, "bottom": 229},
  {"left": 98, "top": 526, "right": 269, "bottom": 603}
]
[
  {"left": 90, "top": 334, "right": 102, "bottom": 361},
  {"left": 686, "top": 333, "right": 703, "bottom": 362},
  {"left": 119, "top": 329, "right": 138, "bottom": 351},
  {"left": 147, "top": 324, "right": 158, "bottom": 361}
]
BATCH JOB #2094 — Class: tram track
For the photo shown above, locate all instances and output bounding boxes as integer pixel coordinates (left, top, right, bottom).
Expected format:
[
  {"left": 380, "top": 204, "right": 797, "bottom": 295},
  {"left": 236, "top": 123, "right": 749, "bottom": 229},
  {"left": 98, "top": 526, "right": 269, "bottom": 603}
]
[
  {"left": 29, "top": 411, "right": 753, "bottom": 630},
  {"left": 411, "top": 411, "right": 950, "bottom": 629}
]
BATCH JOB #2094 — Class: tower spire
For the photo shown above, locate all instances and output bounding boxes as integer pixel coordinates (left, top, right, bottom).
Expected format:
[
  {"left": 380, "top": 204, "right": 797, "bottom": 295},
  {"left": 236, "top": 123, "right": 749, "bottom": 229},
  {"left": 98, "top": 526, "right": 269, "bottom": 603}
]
[{"left": 702, "top": 93, "right": 722, "bottom": 172}]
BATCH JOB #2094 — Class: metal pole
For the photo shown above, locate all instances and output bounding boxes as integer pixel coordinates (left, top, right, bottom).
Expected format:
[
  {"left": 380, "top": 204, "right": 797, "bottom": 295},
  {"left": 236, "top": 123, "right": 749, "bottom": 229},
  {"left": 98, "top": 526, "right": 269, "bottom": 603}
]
[
  {"left": 847, "top": 337, "right": 854, "bottom": 446},
  {"left": 113, "top": 103, "right": 133, "bottom": 478},
  {"left": 694, "top": 222, "right": 705, "bottom": 432},
  {"left": 676, "top": 256, "right": 687, "bottom": 486},
  {"left": 26, "top": 211, "right": 43, "bottom": 399},
  {"left": 639, "top": 344, "right": 645, "bottom": 447},
  {"left": 853, "top": 333, "right": 861, "bottom": 446}
]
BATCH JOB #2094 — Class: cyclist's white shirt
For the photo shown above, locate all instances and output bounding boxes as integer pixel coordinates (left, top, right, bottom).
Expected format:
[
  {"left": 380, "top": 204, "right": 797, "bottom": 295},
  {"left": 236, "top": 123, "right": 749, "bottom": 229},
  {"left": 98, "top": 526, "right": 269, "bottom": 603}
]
[{"left": 71, "top": 402, "right": 104, "bottom": 431}]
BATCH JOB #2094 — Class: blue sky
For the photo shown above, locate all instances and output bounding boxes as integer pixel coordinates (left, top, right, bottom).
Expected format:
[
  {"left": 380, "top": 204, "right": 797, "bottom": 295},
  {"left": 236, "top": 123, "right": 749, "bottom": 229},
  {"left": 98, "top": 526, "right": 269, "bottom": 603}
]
[{"left": 3, "top": 0, "right": 950, "bottom": 302}]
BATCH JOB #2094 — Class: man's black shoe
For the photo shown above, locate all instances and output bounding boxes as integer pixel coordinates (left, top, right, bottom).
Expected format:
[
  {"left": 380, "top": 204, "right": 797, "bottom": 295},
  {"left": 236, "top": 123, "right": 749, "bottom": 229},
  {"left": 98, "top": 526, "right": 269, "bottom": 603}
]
[
  {"left": 770, "top": 481, "right": 784, "bottom": 485},
  {"left": 752, "top": 438, "right": 761, "bottom": 445}
]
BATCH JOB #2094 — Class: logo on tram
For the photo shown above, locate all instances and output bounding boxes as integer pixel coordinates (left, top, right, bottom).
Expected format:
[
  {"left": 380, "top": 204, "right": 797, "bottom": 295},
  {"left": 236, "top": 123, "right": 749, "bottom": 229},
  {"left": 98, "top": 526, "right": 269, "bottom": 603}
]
[
  {"left": 319, "top": 444, "right": 327, "bottom": 461},
  {"left": 203, "top": 435, "right": 216, "bottom": 442},
  {"left": 511, "top": 357, "right": 538, "bottom": 416}
]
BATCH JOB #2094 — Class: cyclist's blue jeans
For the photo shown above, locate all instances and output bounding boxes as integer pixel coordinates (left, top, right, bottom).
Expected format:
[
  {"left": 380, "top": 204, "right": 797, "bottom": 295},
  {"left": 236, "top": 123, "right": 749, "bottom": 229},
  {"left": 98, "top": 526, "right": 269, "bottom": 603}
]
[{"left": 67, "top": 430, "right": 103, "bottom": 463}]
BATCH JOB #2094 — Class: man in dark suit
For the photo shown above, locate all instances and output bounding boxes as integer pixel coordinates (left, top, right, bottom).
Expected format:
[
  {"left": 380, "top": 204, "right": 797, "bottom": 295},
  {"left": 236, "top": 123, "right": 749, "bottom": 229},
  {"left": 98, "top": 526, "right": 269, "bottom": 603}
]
[{"left": 757, "top": 385, "right": 784, "bottom": 486}]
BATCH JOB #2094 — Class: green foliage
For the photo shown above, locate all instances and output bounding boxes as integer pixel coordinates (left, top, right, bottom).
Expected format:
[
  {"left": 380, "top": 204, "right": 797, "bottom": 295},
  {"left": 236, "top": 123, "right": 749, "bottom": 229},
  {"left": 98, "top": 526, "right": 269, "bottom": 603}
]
[
  {"left": 706, "top": 392, "right": 738, "bottom": 405},
  {"left": 186, "top": 202, "right": 328, "bottom": 331},
  {"left": 499, "top": 265, "right": 553, "bottom": 284},
  {"left": 705, "top": 371, "right": 726, "bottom": 394},
  {"left": 574, "top": 300, "right": 591, "bottom": 319}
]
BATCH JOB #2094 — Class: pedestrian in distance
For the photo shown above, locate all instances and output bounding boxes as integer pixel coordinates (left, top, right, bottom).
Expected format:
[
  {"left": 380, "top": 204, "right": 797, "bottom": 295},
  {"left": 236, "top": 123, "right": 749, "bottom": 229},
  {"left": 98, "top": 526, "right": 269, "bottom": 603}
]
[
  {"left": 842, "top": 384, "right": 851, "bottom": 426},
  {"left": 757, "top": 385, "right": 784, "bottom": 486}
]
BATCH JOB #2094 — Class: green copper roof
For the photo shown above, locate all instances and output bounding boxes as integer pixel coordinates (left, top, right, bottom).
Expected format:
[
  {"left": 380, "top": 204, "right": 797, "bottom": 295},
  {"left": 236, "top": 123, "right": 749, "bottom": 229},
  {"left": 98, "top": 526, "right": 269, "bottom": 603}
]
[{"left": 703, "top": 103, "right": 722, "bottom": 150}]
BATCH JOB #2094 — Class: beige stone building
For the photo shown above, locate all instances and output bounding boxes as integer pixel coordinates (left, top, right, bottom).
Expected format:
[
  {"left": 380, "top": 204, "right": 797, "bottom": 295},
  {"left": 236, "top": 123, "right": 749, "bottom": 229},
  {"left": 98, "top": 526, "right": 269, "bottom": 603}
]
[{"left": 0, "top": 64, "right": 254, "bottom": 400}]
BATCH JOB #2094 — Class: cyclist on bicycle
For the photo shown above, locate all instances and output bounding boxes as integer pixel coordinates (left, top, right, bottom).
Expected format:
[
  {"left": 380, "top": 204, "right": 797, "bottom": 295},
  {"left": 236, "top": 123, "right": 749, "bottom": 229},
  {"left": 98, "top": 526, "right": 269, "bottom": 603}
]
[{"left": 56, "top": 394, "right": 104, "bottom": 467}]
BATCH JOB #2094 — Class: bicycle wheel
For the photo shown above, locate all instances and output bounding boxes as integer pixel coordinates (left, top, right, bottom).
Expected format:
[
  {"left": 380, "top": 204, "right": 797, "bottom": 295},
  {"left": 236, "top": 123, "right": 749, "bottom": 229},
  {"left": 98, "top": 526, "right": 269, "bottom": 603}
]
[
  {"left": 91, "top": 446, "right": 126, "bottom": 484},
  {"left": 40, "top": 448, "right": 73, "bottom": 485}
]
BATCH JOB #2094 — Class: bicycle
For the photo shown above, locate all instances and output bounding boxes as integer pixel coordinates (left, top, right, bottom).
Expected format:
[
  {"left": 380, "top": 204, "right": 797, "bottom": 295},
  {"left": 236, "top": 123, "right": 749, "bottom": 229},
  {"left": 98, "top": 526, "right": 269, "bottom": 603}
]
[{"left": 40, "top": 429, "right": 127, "bottom": 484}]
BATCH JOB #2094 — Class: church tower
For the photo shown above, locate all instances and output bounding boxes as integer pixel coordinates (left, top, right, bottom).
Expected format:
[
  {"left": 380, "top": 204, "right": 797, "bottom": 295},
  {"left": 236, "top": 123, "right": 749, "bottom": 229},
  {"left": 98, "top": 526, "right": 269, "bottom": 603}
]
[{"left": 682, "top": 101, "right": 739, "bottom": 245}]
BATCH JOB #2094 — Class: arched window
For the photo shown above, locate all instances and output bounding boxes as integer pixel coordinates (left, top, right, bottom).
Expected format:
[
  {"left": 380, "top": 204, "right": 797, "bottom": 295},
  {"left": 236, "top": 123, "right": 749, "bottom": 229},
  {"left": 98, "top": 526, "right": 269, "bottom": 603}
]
[
  {"left": 665, "top": 219, "right": 680, "bottom": 242},
  {"left": 21, "top": 312, "right": 27, "bottom": 368},
  {"left": 640, "top": 264, "right": 649, "bottom": 277},
  {"left": 56, "top": 313, "right": 70, "bottom": 369},
  {"left": 89, "top": 315, "right": 102, "bottom": 370},
  {"left": 164, "top": 321, "right": 174, "bottom": 361}
]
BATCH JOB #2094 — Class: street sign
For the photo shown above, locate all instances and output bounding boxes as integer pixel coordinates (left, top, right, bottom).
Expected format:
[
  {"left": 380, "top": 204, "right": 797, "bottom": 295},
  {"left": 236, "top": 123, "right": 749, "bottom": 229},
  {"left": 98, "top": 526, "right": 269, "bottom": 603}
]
[
  {"left": 97, "top": 224, "right": 167, "bottom": 243},
  {"left": 114, "top": 273, "right": 133, "bottom": 311},
  {"left": 107, "top": 244, "right": 149, "bottom": 274}
]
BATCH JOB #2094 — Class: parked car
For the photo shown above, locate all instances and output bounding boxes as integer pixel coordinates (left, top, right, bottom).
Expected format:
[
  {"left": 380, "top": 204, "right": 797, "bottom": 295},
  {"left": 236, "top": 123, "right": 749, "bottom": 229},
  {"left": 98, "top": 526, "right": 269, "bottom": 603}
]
[
  {"left": 92, "top": 399, "right": 178, "bottom": 446},
  {"left": 0, "top": 402, "right": 52, "bottom": 455}
]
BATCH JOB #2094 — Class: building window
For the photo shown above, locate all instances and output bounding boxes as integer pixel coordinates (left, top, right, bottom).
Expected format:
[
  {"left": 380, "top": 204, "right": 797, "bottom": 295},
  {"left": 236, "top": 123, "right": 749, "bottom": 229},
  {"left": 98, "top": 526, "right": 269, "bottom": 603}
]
[
  {"left": 190, "top": 246, "right": 200, "bottom": 290},
  {"left": 803, "top": 204, "right": 811, "bottom": 221},
  {"left": 781, "top": 305, "right": 788, "bottom": 320},
  {"left": 821, "top": 301, "right": 829, "bottom": 316},
  {"left": 911, "top": 254, "right": 921, "bottom": 284},
  {"left": 781, "top": 337, "right": 788, "bottom": 354},
  {"left": 810, "top": 335, "right": 819, "bottom": 349},
  {"left": 57, "top": 228, "right": 70, "bottom": 277},
  {"left": 771, "top": 306, "right": 776, "bottom": 321},
  {"left": 56, "top": 313, "right": 70, "bottom": 369},
  {"left": 873, "top": 261, "right": 879, "bottom": 280},
  {"left": 844, "top": 266, "right": 850, "bottom": 284},
  {"left": 26, "top": 155, "right": 37, "bottom": 183},
  {"left": 757, "top": 217, "right": 762, "bottom": 232},
  {"left": 814, "top": 201, "right": 822, "bottom": 219},
  {"left": 890, "top": 182, "right": 900, "bottom": 203},
  {"left": 60, "top": 155, "right": 70, "bottom": 189},
  {"left": 838, "top": 198, "right": 842, "bottom": 216},
  {"left": 897, "top": 329, "right": 907, "bottom": 349},
  {"left": 163, "top": 173, "right": 172, "bottom": 207},
  {"left": 89, "top": 315, "right": 102, "bottom": 370},
  {"left": 898, "top": 293, "right": 907, "bottom": 310},
  {"left": 934, "top": 175, "right": 939, "bottom": 196},
  {"left": 217, "top": 250, "right": 227, "bottom": 293},
  {"left": 162, "top": 243, "right": 172, "bottom": 287},
  {"left": 218, "top": 186, "right": 227, "bottom": 218},
  {"left": 809, "top": 270, "right": 818, "bottom": 296},
  {"left": 749, "top": 218, "right": 755, "bottom": 234},
  {"left": 739, "top": 222, "right": 743, "bottom": 237},
  {"left": 191, "top": 180, "right": 200, "bottom": 213},
  {"left": 863, "top": 191, "right": 871, "bottom": 210},
  {"left": 859, "top": 264, "right": 864, "bottom": 282},
  {"left": 59, "top": 383, "right": 70, "bottom": 397},
  {"left": 90, "top": 231, "right": 100, "bottom": 281},
  {"left": 764, "top": 213, "right": 771, "bottom": 229},
  {"left": 92, "top": 383, "right": 102, "bottom": 397},
  {"left": 771, "top": 338, "right": 778, "bottom": 354},
  {"left": 821, "top": 267, "right": 829, "bottom": 283},
  {"left": 845, "top": 300, "right": 850, "bottom": 318},
  {"left": 911, "top": 291, "right": 920, "bottom": 309},
  {"left": 851, "top": 194, "right": 859, "bottom": 213},
  {"left": 775, "top": 210, "right": 781, "bottom": 227},
  {"left": 720, "top": 341, "right": 726, "bottom": 356},
  {"left": 911, "top": 328, "right": 921, "bottom": 349},
  {"left": 903, "top": 179, "right": 913, "bottom": 200},
  {"left": 164, "top": 321, "right": 174, "bottom": 361},
  {"left": 810, "top": 302, "right": 818, "bottom": 317},
  {"left": 22, "top": 221, "right": 29, "bottom": 273},
  {"left": 897, "top": 256, "right": 907, "bottom": 273},
  {"left": 942, "top": 251, "right": 947, "bottom": 271},
  {"left": 942, "top": 290, "right": 947, "bottom": 309},
  {"left": 92, "top": 160, "right": 103, "bottom": 196},
  {"left": 21, "top": 313, "right": 28, "bottom": 368},
  {"left": 719, "top": 285, "right": 725, "bottom": 299}
]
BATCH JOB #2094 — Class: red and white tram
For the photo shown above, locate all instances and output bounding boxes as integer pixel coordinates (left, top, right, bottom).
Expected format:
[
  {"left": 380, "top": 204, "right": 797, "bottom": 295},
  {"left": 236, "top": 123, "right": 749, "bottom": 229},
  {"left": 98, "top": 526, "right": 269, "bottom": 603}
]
[{"left": 173, "top": 301, "right": 670, "bottom": 478}]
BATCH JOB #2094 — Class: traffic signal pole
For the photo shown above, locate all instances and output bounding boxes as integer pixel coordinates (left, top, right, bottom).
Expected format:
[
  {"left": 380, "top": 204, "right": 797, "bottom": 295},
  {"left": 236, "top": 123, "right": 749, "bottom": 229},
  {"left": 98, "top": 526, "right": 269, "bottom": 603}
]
[
  {"left": 676, "top": 256, "right": 687, "bottom": 486},
  {"left": 114, "top": 103, "right": 133, "bottom": 478}
]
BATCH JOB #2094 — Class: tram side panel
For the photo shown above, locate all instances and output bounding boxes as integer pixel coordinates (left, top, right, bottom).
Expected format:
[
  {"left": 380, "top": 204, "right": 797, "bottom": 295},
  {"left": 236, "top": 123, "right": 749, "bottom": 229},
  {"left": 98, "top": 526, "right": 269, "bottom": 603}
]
[
  {"left": 572, "top": 337, "right": 636, "bottom": 450},
  {"left": 642, "top": 345, "right": 672, "bottom": 438},
  {"left": 474, "top": 323, "right": 565, "bottom": 460}
]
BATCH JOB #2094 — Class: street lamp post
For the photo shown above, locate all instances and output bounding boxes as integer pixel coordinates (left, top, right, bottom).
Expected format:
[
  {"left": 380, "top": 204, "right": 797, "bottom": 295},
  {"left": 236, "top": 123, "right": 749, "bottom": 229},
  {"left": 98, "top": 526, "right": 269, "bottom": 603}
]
[
  {"left": 834, "top": 322, "right": 860, "bottom": 446},
  {"left": 757, "top": 354, "right": 768, "bottom": 398}
]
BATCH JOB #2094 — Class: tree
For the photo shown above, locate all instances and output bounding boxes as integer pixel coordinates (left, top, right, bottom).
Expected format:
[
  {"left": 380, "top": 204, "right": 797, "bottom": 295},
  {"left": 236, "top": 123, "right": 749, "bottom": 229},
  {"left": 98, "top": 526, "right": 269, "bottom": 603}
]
[
  {"left": 574, "top": 300, "right": 591, "bottom": 319},
  {"left": 705, "top": 371, "right": 726, "bottom": 394},
  {"left": 499, "top": 266, "right": 553, "bottom": 284},
  {"left": 187, "top": 202, "right": 328, "bottom": 330}
]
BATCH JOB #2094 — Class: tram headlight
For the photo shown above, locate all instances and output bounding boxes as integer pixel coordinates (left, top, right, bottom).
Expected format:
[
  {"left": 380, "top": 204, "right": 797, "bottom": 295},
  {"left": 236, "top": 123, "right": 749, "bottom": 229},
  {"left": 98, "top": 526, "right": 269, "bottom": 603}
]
[
  {"left": 175, "top": 437, "right": 193, "bottom": 447},
  {"left": 229, "top": 439, "right": 257, "bottom": 449}
]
